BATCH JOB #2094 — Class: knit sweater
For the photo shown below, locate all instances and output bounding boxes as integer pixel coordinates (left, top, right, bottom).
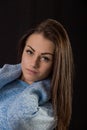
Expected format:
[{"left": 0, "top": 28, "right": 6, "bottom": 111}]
[{"left": 0, "top": 64, "right": 56, "bottom": 130}]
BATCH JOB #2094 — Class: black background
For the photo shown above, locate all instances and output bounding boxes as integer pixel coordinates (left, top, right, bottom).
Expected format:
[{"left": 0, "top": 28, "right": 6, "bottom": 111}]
[{"left": 0, "top": 0, "right": 86, "bottom": 129}]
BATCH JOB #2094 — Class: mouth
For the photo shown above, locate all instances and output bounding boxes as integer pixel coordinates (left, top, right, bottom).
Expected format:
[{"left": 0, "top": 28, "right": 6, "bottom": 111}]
[{"left": 26, "top": 68, "right": 38, "bottom": 74}]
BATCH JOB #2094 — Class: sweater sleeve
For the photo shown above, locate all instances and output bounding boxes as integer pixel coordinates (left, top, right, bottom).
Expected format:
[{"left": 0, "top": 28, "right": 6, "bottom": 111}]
[
  {"left": 0, "top": 64, "right": 21, "bottom": 89},
  {"left": 7, "top": 85, "right": 56, "bottom": 130}
]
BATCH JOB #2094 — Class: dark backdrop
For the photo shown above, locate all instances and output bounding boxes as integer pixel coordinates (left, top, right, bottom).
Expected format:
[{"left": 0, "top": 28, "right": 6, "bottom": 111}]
[{"left": 0, "top": 0, "right": 86, "bottom": 130}]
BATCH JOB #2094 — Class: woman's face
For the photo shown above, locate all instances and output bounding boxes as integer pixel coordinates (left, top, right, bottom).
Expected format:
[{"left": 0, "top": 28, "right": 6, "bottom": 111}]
[{"left": 21, "top": 33, "right": 55, "bottom": 84}]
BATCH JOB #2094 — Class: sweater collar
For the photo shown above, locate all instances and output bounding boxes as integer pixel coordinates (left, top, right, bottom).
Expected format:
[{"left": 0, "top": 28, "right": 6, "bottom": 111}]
[{"left": 0, "top": 64, "right": 51, "bottom": 104}]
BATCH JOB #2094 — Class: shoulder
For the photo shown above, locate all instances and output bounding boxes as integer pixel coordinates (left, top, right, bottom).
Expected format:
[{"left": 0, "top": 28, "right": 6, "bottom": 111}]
[
  {"left": 0, "top": 64, "right": 22, "bottom": 88},
  {"left": 0, "top": 63, "right": 21, "bottom": 71},
  {"left": 0, "top": 63, "right": 21, "bottom": 76}
]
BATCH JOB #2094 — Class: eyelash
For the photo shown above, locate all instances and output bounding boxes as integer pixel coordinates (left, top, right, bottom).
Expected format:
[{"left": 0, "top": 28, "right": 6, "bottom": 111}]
[
  {"left": 26, "top": 49, "right": 33, "bottom": 55},
  {"left": 26, "top": 49, "right": 51, "bottom": 62},
  {"left": 41, "top": 56, "right": 50, "bottom": 62}
]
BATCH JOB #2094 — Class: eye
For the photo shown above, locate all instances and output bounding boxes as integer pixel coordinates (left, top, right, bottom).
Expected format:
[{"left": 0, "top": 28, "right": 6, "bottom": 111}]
[
  {"left": 26, "top": 49, "right": 33, "bottom": 55},
  {"left": 41, "top": 56, "right": 50, "bottom": 62}
]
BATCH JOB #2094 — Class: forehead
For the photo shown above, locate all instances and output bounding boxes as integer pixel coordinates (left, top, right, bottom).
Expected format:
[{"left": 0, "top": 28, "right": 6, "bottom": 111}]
[{"left": 26, "top": 33, "right": 55, "bottom": 53}]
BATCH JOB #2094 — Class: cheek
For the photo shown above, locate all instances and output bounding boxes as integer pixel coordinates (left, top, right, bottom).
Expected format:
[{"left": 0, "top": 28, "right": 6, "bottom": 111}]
[
  {"left": 21, "top": 55, "right": 25, "bottom": 65},
  {"left": 42, "top": 63, "right": 53, "bottom": 75},
  {"left": 21, "top": 53, "right": 28, "bottom": 64},
  {"left": 21, "top": 56, "right": 27, "bottom": 70}
]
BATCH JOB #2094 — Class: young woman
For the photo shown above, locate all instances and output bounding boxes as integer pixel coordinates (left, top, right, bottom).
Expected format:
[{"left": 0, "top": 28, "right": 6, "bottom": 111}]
[{"left": 0, "top": 19, "right": 74, "bottom": 130}]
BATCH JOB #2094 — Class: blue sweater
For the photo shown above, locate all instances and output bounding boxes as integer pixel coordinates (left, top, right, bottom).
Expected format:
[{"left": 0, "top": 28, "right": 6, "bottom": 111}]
[{"left": 0, "top": 64, "right": 56, "bottom": 130}]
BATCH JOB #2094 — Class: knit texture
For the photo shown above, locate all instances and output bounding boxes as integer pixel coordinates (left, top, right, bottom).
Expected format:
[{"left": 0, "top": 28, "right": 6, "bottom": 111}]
[{"left": 0, "top": 64, "right": 56, "bottom": 130}]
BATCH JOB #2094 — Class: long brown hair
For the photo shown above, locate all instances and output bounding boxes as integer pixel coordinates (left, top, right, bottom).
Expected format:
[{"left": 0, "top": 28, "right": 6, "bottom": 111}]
[{"left": 17, "top": 19, "right": 74, "bottom": 130}]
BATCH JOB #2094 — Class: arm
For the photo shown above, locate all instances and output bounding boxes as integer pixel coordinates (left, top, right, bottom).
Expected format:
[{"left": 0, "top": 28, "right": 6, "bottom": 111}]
[
  {"left": 0, "top": 64, "right": 21, "bottom": 89},
  {"left": 7, "top": 85, "right": 56, "bottom": 130}
]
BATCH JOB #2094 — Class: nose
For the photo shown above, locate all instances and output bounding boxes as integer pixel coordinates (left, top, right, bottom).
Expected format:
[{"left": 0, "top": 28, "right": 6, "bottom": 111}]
[{"left": 30, "top": 56, "right": 40, "bottom": 68}]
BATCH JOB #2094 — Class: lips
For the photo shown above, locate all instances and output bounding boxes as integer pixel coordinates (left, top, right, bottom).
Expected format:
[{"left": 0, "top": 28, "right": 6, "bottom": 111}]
[{"left": 26, "top": 68, "right": 38, "bottom": 74}]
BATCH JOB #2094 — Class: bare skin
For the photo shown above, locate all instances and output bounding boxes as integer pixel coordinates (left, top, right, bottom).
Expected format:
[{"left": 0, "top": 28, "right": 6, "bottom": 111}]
[{"left": 21, "top": 33, "right": 55, "bottom": 84}]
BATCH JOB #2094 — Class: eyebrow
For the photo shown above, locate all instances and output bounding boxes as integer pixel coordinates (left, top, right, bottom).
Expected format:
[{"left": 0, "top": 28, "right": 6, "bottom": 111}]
[
  {"left": 26, "top": 45, "right": 54, "bottom": 56},
  {"left": 26, "top": 45, "right": 35, "bottom": 52}
]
